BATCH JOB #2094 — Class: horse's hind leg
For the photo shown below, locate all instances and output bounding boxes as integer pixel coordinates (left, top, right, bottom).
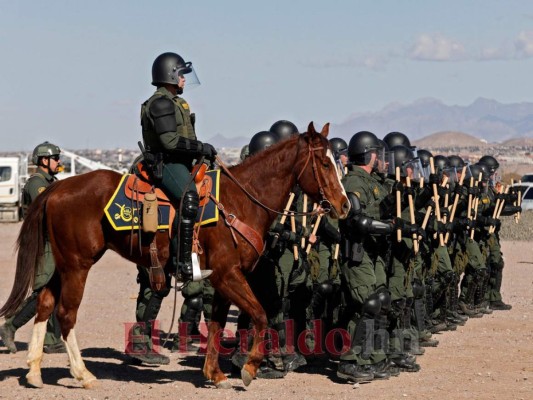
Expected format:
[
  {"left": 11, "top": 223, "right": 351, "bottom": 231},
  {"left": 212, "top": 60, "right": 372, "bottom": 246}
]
[
  {"left": 203, "top": 293, "right": 232, "bottom": 389},
  {"left": 26, "top": 287, "right": 56, "bottom": 388},
  {"left": 56, "top": 270, "right": 97, "bottom": 389}
]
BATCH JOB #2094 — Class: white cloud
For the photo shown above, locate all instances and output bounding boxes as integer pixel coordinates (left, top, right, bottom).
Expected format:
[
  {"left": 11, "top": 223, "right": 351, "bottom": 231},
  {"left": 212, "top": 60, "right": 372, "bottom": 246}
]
[
  {"left": 514, "top": 30, "right": 533, "bottom": 58},
  {"left": 409, "top": 33, "right": 466, "bottom": 61}
]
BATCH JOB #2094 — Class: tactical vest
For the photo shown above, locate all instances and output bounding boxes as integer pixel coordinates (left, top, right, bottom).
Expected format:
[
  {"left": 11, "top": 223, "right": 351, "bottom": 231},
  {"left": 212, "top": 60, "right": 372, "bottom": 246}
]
[
  {"left": 22, "top": 172, "right": 52, "bottom": 217},
  {"left": 343, "top": 167, "right": 387, "bottom": 220},
  {"left": 141, "top": 87, "right": 196, "bottom": 153}
]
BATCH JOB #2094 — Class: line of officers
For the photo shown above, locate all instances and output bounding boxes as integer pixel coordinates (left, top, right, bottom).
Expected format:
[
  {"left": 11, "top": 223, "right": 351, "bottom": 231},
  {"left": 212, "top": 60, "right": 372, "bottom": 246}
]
[{"left": 228, "top": 123, "right": 520, "bottom": 382}]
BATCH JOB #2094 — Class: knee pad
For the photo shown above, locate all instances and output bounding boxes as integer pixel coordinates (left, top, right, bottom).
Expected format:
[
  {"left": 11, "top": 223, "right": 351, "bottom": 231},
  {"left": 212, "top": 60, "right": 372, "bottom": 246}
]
[
  {"left": 181, "top": 190, "right": 199, "bottom": 220},
  {"left": 186, "top": 296, "right": 204, "bottom": 312},
  {"left": 376, "top": 288, "right": 391, "bottom": 312},
  {"left": 412, "top": 280, "right": 425, "bottom": 299},
  {"left": 317, "top": 282, "right": 333, "bottom": 296},
  {"left": 362, "top": 292, "right": 381, "bottom": 317}
]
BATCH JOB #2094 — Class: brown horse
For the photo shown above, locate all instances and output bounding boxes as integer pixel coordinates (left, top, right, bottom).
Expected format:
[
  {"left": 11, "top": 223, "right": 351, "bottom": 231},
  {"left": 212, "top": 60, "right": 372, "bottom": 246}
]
[{"left": 0, "top": 122, "right": 349, "bottom": 389}]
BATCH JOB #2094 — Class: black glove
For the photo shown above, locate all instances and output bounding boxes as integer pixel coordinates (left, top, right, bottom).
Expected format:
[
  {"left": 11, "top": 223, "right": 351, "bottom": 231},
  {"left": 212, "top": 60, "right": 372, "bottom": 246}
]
[
  {"left": 200, "top": 142, "right": 217, "bottom": 160},
  {"left": 395, "top": 218, "right": 417, "bottom": 236},
  {"left": 392, "top": 181, "right": 404, "bottom": 195},
  {"left": 467, "top": 186, "right": 479, "bottom": 196},
  {"left": 428, "top": 173, "right": 440, "bottom": 185},
  {"left": 453, "top": 184, "right": 464, "bottom": 195},
  {"left": 416, "top": 226, "right": 427, "bottom": 241}
]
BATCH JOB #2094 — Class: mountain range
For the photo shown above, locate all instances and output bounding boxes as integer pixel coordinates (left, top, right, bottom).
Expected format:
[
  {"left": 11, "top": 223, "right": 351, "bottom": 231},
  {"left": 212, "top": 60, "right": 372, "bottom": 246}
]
[{"left": 207, "top": 97, "right": 533, "bottom": 148}]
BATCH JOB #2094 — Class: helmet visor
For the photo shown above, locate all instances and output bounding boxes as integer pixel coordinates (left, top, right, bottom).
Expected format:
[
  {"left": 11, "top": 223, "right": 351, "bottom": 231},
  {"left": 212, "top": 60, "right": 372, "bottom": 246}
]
[
  {"left": 374, "top": 147, "right": 387, "bottom": 174},
  {"left": 171, "top": 62, "right": 200, "bottom": 88}
]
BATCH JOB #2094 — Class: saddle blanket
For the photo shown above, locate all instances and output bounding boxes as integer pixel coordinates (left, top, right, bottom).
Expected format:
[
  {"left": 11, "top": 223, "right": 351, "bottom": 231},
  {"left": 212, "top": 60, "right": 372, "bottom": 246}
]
[{"left": 104, "top": 170, "right": 220, "bottom": 231}]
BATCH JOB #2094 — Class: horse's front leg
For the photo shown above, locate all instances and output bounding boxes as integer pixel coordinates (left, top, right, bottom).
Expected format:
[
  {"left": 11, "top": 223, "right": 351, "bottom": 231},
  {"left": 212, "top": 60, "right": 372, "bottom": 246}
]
[
  {"left": 203, "top": 292, "right": 232, "bottom": 389},
  {"left": 26, "top": 287, "right": 55, "bottom": 388},
  {"left": 211, "top": 269, "right": 268, "bottom": 387},
  {"left": 56, "top": 270, "right": 97, "bottom": 389}
]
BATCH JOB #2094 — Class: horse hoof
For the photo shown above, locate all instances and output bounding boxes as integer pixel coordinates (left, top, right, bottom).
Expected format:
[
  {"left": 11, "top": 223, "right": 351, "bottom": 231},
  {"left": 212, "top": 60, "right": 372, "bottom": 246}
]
[
  {"left": 215, "top": 379, "right": 232, "bottom": 389},
  {"left": 26, "top": 373, "right": 43, "bottom": 388},
  {"left": 241, "top": 367, "right": 254, "bottom": 387},
  {"left": 82, "top": 378, "right": 98, "bottom": 389}
]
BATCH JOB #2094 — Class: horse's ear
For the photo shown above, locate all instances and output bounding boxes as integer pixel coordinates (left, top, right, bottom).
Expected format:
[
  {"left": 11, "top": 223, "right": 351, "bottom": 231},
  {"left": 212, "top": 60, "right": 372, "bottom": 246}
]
[
  {"left": 320, "top": 123, "right": 330, "bottom": 138},
  {"left": 307, "top": 122, "right": 316, "bottom": 134}
]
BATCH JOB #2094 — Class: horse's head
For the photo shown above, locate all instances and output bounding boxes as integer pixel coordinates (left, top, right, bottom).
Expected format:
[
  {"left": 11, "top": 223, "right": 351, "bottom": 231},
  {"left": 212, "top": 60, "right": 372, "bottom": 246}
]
[{"left": 296, "top": 122, "right": 350, "bottom": 219}]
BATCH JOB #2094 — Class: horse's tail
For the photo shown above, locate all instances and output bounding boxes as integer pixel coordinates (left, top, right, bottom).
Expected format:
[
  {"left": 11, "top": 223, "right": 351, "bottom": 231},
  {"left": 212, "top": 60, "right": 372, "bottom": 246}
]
[{"left": 0, "top": 183, "right": 55, "bottom": 318}]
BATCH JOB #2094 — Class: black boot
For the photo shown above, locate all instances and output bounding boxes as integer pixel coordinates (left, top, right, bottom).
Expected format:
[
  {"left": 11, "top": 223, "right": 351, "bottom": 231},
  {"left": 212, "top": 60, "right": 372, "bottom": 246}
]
[
  {"left": 1, "top": 292, "right": 40, "bottom": 353},
  {"left": 178, "top": 191, "right": 211, "bottom": 282}
]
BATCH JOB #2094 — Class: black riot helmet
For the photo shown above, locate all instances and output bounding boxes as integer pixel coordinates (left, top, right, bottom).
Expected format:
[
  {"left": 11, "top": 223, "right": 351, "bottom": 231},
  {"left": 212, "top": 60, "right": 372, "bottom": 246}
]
[
  {"left": 383, "top": 131, "right": 411, "bottom": 149},
  {"left": 467, "top": 163, "right": 484, "bottom": 182},
  {"left": 348, "top": 131, "right": 381, "bottom": 165},
  {"left": 329, "top": 137, "right": 348, "bottom": 159},
  {"left": 417, "top": 149, "right": 433, "bottom": 168},
  {"left": 388, "top": 145, "right": 423, "bottom": 179},
  {"left": 478, "top": 155, "right": 500, "bottom": 174},
  {"left": 476, "top": 163, "right": 491, "bottom": 182},
  {"left": 417, "top": 149, "right": 433, "bottom": 179},
  {"left": 448, "top": 155, "right": 465, "bottom": 169},
  {"left": 151, "top": 52, "right": 200, "bottom": 87},
  {"left": 433, "top": 155, "right": 450, "bottom": 173},
  {"left": 239, "top": 144, "right": 250, "bottom": 161},
  {"left": 269, "top": 120, "right": 299, "bottom": 141},
  {"left": 248, "top": 131, "right": 278, "bottom": 156}
]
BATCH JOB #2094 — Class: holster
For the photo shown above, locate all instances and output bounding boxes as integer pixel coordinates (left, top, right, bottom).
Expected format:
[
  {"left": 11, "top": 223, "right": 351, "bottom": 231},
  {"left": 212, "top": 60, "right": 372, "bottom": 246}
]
[{"left": 342, "top": 237, "right": 364, "bottom": 263}]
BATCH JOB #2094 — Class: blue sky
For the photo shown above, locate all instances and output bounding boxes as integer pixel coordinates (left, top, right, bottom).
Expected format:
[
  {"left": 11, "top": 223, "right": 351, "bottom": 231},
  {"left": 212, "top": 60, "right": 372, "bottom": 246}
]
[{"left": 0, "top": 1, "right": 532, "bottom": 150}]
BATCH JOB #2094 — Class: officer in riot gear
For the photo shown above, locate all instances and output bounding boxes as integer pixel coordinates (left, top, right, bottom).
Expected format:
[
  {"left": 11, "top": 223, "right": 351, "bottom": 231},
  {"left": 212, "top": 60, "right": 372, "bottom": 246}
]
[
  {"left": 269, "top": 120, "right": 299, "bottom": 141},
  {"left": 0, "top": 142, "right": 66, "bottom": 354},
  {"left": 337, "top": 131, "right": 420, "bottom": 383},
  {"left": 140, "top": 52, "right": 215, "bottom": 282},
  {"left": 129, "top": 52, "right": 214, "bottom": 366},
  {"left": 476, "top": 156, "right": 516, "bottom": 311},
  {"left": 330, "top": 137, "right": 349, "bottom": 174}
]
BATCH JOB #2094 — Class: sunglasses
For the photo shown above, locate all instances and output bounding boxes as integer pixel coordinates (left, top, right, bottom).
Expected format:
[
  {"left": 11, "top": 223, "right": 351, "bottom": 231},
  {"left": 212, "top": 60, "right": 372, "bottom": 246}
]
[{"left": 50, "top": 155, "right": 60, "bottom": 161}]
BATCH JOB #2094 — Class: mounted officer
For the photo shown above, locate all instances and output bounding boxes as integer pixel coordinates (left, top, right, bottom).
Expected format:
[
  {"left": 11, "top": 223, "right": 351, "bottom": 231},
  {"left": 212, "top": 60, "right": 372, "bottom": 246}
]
[
  {"left": 0, "top": 142, "right": 66, "bottom": 354},
  {"left": 140, "top": 52, "right": 216, "bottom": 282}
]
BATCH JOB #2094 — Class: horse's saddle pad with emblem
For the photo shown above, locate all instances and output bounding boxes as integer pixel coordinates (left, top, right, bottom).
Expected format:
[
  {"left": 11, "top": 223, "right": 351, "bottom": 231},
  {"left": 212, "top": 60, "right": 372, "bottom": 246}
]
[{"left": 104, "top": 171, "right": 220, "bottom": 231}]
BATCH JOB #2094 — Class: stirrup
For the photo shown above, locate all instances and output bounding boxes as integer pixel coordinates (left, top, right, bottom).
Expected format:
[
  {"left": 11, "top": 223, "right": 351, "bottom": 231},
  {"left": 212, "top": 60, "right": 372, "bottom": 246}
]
[{"left": 191, "top": 252, "right": 212, "bottom": 281}]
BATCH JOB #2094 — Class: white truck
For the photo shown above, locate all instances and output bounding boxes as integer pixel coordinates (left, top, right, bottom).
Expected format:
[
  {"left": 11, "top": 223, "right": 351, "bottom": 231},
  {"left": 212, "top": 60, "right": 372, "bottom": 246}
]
[{"left": 0, "top": 155, "right": 29, "bottom": 222}]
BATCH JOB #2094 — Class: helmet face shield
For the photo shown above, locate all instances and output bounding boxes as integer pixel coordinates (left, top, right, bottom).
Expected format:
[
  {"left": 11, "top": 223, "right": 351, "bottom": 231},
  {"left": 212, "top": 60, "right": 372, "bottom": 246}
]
[
  {"left": 374, "top": 147, "right": 387, "bottom": 174},
  {"left": 404, "top": 158, "right": 424, "bottom": 181},
  {"left": 172, "top": 62, "right": 200, "bottom": 88},
  {"left": 443, "top": 166, "right": 458, "bottom": 183}
]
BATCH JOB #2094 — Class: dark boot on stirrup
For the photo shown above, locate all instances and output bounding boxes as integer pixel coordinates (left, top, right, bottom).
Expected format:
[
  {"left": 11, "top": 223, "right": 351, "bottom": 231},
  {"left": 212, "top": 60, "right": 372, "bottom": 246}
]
[{"left": 178, "top": 191, "right": 211, "bottom": 282}]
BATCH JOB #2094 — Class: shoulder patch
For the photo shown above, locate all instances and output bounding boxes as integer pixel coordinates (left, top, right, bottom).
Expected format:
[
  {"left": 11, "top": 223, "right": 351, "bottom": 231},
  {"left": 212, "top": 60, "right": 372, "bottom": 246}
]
[
  {"left": 373, "top": 186, "right": 380, "bottom": 196},
  {"left": 352, "top": 191, "right": 360, "bottom": 198},
  {"left": 482, "top": 197, "right": 490, "bottom": 204},
  {"left": 180, "top": 101, "right": 189, "bottom": 110},
  {"left": 38, "top": 186, "right": 46, "bottom": 194}
]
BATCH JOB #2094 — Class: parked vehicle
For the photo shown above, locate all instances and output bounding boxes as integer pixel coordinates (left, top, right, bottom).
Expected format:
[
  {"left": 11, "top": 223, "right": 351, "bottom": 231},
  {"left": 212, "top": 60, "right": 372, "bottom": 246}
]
[
  {"left": 520, "top": 173, "right": 533, "bottom": 183},
  {"left": 0, "top": 155, "right": 29, "bottom": 221},
  {"left": 512, "top": 182, "right": 533, "bottom": 211}
]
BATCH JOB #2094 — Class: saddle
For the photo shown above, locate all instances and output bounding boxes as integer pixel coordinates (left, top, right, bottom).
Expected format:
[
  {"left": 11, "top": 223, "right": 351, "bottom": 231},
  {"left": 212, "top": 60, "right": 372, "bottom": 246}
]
[{"left": 125, "top": 161, "right": 211, "bottom": 207}]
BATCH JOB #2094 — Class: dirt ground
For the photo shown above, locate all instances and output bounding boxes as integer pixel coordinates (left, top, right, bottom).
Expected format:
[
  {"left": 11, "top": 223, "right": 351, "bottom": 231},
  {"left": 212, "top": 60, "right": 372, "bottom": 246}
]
[{"left": 0, "top": 222, "right": 532, "bottom": 400}]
